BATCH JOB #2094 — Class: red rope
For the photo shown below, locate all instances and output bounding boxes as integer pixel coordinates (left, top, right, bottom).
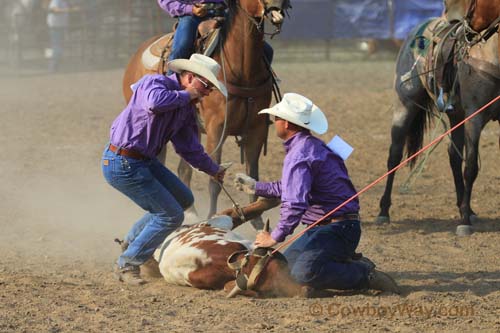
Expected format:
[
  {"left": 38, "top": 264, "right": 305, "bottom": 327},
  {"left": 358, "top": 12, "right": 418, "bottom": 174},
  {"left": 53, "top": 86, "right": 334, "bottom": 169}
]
[{"left": 272, "top": 94, "right": 500, "bottom": 255}]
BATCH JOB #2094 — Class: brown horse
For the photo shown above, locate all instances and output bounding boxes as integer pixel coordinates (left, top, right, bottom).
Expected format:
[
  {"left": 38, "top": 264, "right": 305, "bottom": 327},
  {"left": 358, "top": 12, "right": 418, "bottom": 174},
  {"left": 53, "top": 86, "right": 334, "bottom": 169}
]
[
  {"left": 445, "top": 0, "right": 500, "bottom": 31},
  {"left": 376, "top": 0, "right": 500, "bottom": 235},
  {"left": 122, "top": 0, "right": 289, "bottom": 227}
]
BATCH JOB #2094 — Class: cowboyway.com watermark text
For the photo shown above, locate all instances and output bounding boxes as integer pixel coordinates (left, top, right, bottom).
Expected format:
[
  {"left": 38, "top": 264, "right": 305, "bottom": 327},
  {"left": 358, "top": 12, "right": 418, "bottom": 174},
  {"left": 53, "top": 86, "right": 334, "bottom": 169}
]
[{"left": 308, "top": 302, "right": 475, "bottom": 319}]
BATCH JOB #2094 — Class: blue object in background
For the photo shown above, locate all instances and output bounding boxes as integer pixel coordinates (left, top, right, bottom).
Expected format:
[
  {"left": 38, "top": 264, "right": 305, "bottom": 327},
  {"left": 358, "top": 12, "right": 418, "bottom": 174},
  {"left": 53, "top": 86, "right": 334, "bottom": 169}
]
[
  {"left": 393, "top": 0, "right": 444, "bottom": 39},
  {"left": 277, "top": 0, "right": 444, "bottom": 40},
  {"left": 333, "top": 0, "right": 391, "bottom": 39}
]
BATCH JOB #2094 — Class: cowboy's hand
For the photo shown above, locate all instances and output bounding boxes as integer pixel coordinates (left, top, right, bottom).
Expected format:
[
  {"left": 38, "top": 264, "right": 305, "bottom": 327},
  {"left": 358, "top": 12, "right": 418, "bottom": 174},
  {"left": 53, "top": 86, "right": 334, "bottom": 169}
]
[
  {"left": 192, "top": 4, "right": 208, "bottom": 17},
  {"left": 185, "top": 86, "right": 202, "bottom": 102},
  {"left": 213, "top": 166, "right": 226, "bottom": 183},
  {"left": 234, "top": 173, "right": 256, "bottom": 195},
  {"left": 254, "top": 231, "right": 277, "bottom": 248}
]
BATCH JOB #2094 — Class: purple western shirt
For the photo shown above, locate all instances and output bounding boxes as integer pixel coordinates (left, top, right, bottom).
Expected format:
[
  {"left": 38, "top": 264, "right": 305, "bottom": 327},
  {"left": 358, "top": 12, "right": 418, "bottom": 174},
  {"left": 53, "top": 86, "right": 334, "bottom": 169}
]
[
  {"left": 158, "top": 0, "right": 225, "bottom": 17},
  {"left": 109, "top": 73, "right": 219, "bottom": 176},
  {"left": 255, "top": 131, "right": 360, "bottom": 242}
]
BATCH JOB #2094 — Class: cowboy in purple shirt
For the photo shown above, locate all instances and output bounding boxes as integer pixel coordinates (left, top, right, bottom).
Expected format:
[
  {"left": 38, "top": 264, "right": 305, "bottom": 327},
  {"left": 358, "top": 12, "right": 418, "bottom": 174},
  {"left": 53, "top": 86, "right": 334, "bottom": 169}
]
[
  {"left": 102, "top": 54, "right": 227, "bottom": 285},
  {"left": 158, "top": 0, "right": 227, "bottom": 63},
  {"left": 234, "top": 93, "right": 399, "bottom": 293}
]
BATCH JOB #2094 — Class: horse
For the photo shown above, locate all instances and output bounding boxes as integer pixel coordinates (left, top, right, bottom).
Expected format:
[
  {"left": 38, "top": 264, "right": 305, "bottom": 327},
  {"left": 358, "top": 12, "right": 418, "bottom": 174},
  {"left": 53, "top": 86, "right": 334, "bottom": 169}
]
[
  {"left": 122, "top": 0, "right": 289, "bottom": 228},
  {"left": 376, "top": 0, "right": 500, "bottom": 236}
]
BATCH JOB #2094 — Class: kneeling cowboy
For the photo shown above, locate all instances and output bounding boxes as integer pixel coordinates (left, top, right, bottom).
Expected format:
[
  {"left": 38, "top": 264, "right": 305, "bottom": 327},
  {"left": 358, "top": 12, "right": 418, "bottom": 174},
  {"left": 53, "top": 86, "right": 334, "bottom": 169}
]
[{"left": 234, "top": 93, "right": 399, "bottom": 293}]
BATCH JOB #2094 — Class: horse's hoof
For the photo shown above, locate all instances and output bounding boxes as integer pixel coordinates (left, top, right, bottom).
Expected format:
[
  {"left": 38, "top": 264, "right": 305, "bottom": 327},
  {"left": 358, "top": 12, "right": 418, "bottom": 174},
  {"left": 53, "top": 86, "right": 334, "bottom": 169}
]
[
  {"left": 456, "top": 225, "right": 473, "bottom": 236},
  {"left": 470, "top": 214, "right": 479, "bottom": 224},
  {"left": 375, "top": 216, "right": 390, "bottom": 225}
]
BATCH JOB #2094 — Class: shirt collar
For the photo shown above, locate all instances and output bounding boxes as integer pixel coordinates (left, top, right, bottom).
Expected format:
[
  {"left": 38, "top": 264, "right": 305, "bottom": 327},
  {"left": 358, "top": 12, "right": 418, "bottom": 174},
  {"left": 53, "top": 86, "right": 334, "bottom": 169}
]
[{"left": 283, "top": 131, "right": 309, "bottom": 153}]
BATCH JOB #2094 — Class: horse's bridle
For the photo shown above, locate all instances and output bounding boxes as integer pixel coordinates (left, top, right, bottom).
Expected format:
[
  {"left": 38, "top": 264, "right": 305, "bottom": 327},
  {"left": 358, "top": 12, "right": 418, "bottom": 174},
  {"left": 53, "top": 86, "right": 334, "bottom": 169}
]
[
  {"left": 464, "top": 0, "right": 477, "bottom": 24},
  {"left": 461, "top": 0, "right": 500, "bottom": 45},
  {"left": 233, "top": 0, "right": 288, "bottom": 37}
]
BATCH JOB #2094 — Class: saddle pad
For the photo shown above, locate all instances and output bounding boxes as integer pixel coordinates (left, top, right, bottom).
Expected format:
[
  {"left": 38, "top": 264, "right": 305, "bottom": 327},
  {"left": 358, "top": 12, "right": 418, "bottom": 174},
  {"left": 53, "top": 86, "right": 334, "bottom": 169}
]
[
  {"left": 141, "top": 33, "right": 173, "bottom": 71},
  {"left": 141, "top": 29, "right": 221, "bottom": 71}
]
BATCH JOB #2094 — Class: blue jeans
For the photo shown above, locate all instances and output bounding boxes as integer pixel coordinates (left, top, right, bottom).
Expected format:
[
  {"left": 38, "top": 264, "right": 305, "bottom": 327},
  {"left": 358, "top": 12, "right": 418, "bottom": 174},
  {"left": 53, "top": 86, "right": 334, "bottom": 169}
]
[
  {"left": 168, "top": 15, "right": 274, "bottom": 64},
  {"left": 101, "top": 146, "right": 194, "bottom": 268},
  {"left": 284, "top": 220, "right": 370, "bottom": 290},
  {"left": 169, "top": 15, "right": 204, "bottom": 62}
]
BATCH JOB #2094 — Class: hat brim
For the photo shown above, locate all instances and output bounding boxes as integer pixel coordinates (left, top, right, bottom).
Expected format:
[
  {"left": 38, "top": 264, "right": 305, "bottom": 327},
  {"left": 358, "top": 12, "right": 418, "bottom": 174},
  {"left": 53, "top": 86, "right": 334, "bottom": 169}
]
[
  {"left": 168, "top": 59, "right": 228, "bottom": 97},
  {"left": 259, "top": 103, "right": 328, "bottom": 135}
]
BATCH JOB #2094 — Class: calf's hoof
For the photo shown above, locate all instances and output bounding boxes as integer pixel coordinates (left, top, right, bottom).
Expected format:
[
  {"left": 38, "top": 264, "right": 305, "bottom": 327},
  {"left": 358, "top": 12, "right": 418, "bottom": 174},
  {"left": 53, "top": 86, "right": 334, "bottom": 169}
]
[
  {"left": 375, "top": 215, "right": 390, "bottom": 225},
  {"left": 456, "top": 224, "right": 473, "bottom": 236}
]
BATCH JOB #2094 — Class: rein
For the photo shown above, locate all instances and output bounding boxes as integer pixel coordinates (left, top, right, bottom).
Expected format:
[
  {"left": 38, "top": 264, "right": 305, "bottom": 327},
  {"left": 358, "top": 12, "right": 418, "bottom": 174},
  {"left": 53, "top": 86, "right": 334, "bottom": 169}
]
[
  {"left": 215, "top": 0, "right": 285, "bottom": 162},
  {"left": 235, "top": 0, "right": 283, "bottom": 37},
  {"left": 462, "top": 0, "right": 500, "bottom": 45},
  {"left": 465, "top": 0, "right": 477, "bottom": 24}
]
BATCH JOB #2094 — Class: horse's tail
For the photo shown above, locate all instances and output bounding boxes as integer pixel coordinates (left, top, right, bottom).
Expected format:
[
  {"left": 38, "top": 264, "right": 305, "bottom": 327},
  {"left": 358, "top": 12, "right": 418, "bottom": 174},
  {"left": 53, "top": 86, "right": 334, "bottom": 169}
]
[{"left": 405, "top": 103, "right": 431, "bottom": 169}]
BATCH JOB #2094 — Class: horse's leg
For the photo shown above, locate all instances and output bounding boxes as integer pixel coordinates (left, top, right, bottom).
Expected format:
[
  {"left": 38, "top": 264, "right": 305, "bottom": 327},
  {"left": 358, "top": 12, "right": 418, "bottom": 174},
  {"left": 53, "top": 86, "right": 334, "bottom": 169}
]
[
  {"left": 447, "top": 113, "right": 466, "bottom": 220},
  {"left": 178, "top": 157, "right": 198, "bottom": 220},
  {"left": 456, "top": 118, "right": 483, "bottom": 236},
  {"left": 244, "top": 123, "right": 267, "bottom": 230},
  {"left": 377, "top": 28, "right": 431, "bottom": 224},
  {"left": 376, "top": 101, "right": 420, "bottom": 224},
  {"left": 206, "top": 123, "right": 226, "bottom": 219}
]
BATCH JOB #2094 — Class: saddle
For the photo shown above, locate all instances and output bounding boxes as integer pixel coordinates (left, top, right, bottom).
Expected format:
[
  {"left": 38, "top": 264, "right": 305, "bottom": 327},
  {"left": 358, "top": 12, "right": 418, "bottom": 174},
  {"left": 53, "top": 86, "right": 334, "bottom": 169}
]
[
  {"left": 141, "top": 17, "right": 225, "bottom": 73},
  {"left": 425, "top": 20, "right": 462, "bottom": 99}
]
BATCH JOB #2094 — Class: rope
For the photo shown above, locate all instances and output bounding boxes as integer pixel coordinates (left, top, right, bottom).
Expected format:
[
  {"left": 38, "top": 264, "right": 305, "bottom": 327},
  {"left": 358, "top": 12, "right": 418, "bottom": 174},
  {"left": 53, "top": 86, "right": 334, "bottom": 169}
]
[{"left": 272, "top": 95, "right": 500, "bottom": 255}]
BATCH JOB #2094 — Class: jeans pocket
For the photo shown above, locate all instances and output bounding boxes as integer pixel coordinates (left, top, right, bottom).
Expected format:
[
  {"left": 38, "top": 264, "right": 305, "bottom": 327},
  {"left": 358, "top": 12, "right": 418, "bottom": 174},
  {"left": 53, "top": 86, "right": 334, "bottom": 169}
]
[{"left": 102, "top": 155, "right": 115, "bottom": 184}]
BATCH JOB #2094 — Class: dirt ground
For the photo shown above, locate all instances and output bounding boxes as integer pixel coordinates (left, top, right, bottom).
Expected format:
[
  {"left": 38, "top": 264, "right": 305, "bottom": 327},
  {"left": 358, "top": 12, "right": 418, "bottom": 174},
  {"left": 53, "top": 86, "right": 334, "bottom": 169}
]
[{"left": 1, "top": 56, "right": 499, "bottom": 332}]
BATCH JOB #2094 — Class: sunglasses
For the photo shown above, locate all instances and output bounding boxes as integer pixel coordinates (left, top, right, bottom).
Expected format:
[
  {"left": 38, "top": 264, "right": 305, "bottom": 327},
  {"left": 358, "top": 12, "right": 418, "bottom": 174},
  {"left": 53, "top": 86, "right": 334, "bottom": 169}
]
[{"left": 195, "top": 76, "right": 213, "bottom": 90}]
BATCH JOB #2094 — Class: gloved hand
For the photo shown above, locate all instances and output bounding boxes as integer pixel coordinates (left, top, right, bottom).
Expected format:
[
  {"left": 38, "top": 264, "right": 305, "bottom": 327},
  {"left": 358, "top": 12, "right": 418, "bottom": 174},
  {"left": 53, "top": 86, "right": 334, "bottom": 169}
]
[
  {"left": 213, "top": 166, "right": 226, "bottom": 183},
  {"left": 192, "top": 4, "right": 208, "bottom": 17},
  {"left": 234, "top": 173, "right": 256, "bottom": 195}
]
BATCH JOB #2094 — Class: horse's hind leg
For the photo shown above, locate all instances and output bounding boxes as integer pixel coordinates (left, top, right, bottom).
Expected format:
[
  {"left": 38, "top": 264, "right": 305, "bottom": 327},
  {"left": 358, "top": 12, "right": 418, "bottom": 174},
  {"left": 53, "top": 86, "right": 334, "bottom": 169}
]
[
  {"left": 376, "top": 101, "right": 421, "bottom": 224},
  {"left": 375, "top": 89, "right": 429, "bottom": 224},
  {"left": 455, "top": 118, "right": 482, "bottom": 236},
  {"left": 243, "top": 122, "right": 268, "bottom": 230},
  {"left": 446, "top": 114, "right": 466, "bottom": 224}
]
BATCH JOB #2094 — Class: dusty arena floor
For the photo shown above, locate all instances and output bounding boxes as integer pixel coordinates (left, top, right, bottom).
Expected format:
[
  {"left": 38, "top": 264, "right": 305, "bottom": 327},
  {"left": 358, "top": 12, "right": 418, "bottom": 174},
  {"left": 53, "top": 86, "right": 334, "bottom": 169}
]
[{"left": 1, "top": 58, "right": 499, "bottom": 332}]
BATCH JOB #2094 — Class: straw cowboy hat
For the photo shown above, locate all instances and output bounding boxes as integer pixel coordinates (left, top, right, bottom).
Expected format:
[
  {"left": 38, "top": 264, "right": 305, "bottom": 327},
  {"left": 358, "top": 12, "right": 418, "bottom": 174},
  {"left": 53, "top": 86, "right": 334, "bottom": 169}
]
[
  {"left": 168, "top": 54, "right": 228, "bottom": 97},
  {"left": 259, "top": 93, "right": 328, "bottom": 135}
]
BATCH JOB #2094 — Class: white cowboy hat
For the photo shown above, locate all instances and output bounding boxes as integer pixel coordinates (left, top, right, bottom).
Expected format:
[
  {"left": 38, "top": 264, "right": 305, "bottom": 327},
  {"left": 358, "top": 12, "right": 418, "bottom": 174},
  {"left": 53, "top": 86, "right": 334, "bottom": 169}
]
[
  {"left": 167, "top": 54, "right": 228, "bottom": 97},
  {"left": 258, "top": 93, "right": 328, "bottom": 135}
]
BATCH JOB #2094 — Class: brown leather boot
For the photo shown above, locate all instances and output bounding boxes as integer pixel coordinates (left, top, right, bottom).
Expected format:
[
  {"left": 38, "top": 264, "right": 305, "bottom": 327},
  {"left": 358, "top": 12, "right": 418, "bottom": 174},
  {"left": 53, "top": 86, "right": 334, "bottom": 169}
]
[
  {"left": 368, "top": 269, "right": 400, "bottom": 294},
  {"left": 114, "top": 264, "right": 146, "bottom": 285}
]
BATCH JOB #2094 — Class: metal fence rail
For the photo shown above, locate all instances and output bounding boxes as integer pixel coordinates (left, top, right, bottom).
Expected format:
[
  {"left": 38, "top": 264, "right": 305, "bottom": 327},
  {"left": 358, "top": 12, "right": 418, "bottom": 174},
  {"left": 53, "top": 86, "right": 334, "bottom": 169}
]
[{"left": 0, "top": 0, "right": 174, "bottom": 71}]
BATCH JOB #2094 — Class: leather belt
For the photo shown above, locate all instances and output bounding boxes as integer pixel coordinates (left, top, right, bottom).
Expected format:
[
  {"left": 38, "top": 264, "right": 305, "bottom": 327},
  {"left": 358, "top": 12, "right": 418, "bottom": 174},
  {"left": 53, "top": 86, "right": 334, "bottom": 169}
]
[
  {"left": 108, "top": 144, "right": 147, "bottom": 160},
  {"left": 319, "top": 213, "right": 360, "bottom": 226}
]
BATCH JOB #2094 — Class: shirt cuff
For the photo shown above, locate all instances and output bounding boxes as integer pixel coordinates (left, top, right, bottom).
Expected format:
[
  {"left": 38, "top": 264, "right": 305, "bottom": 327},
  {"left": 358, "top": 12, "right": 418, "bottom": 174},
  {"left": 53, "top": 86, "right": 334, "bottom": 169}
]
[
  {"left": 255, "top": 182, "right": 267, "bottom": 196},
  {"left": 270, "top": 228, "right": 286, "bottom": 243},
  {"left": 183, "top": 5, "right": 194, "bottom": 16},
  {"left": 206, "top": 162, "right": 219, "bottom": 177},
  {"left": 178, "top": 90, "right": 191, "bottom": 105}
]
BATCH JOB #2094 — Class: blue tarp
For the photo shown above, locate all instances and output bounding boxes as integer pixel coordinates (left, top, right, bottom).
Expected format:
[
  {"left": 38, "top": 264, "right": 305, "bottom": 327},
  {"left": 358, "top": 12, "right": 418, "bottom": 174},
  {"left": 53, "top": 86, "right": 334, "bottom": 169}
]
[
  {"left": 393, "top": 0, "right": 444, "bottom": 39},
  {"left": 333, "top": 0, "right": 391, "bottom": 39},
  {"left": 278, "top": 0, "right": 444, "bottom": 40}
]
